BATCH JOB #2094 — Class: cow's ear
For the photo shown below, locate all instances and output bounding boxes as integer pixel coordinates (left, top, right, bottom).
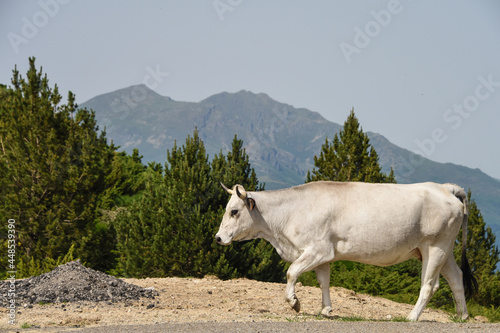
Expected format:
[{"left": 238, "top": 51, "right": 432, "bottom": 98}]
[
  {"left": 247, "top": 198, "right": 255, "bottom": 211},
  {"left": 235, "top": 185, "right": 247, "bottom": 199}
]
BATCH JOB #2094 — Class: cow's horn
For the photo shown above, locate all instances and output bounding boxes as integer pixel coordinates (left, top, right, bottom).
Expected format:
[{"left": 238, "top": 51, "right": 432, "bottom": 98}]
[
  {"left": 220, "top": 182, "right": 233, "bottom": 194},
  {"left": 235, "top": 185, "right": 247, "bottom": 199}
]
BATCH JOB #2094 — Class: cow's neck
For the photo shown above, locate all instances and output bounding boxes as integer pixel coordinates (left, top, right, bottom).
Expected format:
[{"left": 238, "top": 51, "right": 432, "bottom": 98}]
[{"left": 250, "top": 190, "right": 301, "bottom": 262}]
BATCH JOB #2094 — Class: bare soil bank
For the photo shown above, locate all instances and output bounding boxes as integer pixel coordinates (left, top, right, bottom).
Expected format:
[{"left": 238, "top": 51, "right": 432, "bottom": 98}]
[{"left": 0, "top": 261, "right": 490, "bottom": 329}]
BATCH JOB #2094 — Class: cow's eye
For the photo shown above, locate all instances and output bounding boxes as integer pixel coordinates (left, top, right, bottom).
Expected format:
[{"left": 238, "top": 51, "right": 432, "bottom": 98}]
[{"left": 230, "top": 209, "right": 238, "bottom": 217}]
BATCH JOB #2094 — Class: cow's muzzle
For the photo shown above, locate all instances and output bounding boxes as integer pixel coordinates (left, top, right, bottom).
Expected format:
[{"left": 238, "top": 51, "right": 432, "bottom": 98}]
[
  {"left": 215, "top": 233, "right": 232, "bottom": 245},
  {"left": 215, "top": 235, "right": 222, "bottom": 244}
]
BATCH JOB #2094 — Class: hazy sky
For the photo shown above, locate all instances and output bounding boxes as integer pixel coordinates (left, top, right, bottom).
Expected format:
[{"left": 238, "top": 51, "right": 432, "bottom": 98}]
[{"left": 1, "top": 0, "right": 500, "bottom": 179}]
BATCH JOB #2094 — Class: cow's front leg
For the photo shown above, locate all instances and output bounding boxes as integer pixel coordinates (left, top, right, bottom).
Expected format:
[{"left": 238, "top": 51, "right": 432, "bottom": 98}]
[
  {"left": 315, "top": 262, "right": 333, "bottom": 316},
  {"left": 285, "top": 249, "right": 333, "bottom": 313},
  {"left": 284, "top": 268, "right": 301, "bottom": 312}
]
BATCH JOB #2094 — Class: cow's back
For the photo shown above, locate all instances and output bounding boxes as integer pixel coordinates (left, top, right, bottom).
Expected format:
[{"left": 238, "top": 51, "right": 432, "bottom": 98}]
[{"left": 284, "top": 181, "right": 464, "bottom": 266}]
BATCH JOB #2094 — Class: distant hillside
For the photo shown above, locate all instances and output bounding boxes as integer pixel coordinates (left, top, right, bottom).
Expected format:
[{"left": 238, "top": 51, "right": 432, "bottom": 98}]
[
  {"left": 82, "top": 85, "right": 341, "bottom": 188},
  {"left": 81, "top": 85, "right": 500, "bottom": 242}
]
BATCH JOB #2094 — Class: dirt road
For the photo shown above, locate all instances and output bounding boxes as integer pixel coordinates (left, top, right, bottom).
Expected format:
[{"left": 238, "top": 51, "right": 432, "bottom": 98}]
[{"left": 2, "top": 321, "right": 500, "bottom": 333}]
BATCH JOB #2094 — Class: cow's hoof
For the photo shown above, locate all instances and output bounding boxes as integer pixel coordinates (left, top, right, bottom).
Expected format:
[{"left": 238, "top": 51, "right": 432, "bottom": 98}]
[
  {"left": 406, "top": 314, "right": 418, "bottom": 322},
  {"left": 321, "top": 306, "right": 335, "bottom": 317},
  {"left": 290, "top": 295, "right": 301, "bottom": 312}
]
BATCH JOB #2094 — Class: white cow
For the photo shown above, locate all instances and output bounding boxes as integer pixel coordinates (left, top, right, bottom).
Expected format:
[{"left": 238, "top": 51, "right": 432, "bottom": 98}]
[{"left": 215, "top": 181, "right": 478, "bottom": 321}]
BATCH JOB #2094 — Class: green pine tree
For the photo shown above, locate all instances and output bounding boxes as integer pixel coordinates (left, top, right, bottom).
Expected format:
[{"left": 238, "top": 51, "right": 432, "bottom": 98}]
[
  {"left": 114, "top": 131, "right": 285, "bottom": 282},
  {"left": 114, "top": 129, "right": 212, "bottom": 277},
  {"left": 0, "top": 58, "right": 127, "bottom": 277},
  {"left": 306, "top": 109, "right": 395, "bottom": 183},
  {"left": 209, "top": 135, "right": 284, "bottom": 282},
  {"left": 114, "top": 168, "right": 166, "bottom": 277}
]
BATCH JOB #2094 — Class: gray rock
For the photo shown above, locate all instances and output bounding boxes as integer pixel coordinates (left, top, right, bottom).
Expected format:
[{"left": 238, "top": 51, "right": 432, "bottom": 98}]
[{"left": 0, "top": 260, "right": 158, "bottom": 306}]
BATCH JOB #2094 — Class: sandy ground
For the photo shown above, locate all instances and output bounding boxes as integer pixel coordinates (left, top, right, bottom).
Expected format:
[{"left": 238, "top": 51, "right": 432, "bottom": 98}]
[{"left": 3, "top": 275, "right": 487, "bottom": 330}]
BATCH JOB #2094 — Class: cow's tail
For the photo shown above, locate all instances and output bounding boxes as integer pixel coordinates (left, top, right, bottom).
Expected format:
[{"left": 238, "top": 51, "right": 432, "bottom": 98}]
[{"left": 447, "top": 184, "right": 478, "bottom": 300}]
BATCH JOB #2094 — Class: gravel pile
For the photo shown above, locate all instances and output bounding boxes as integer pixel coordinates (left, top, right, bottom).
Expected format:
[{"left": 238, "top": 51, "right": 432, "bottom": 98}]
[{"left": 0, "top": 260, "right": 158, "bottom": 306}]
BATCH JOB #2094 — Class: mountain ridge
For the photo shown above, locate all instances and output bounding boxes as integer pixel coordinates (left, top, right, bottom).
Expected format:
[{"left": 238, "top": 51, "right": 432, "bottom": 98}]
[{"left": 81, "top": 85, "right": 500, "bottom": 240}]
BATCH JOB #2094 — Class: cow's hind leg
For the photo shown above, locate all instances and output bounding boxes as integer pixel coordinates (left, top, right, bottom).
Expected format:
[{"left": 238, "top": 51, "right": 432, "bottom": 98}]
[
  {"left": 408, "top": 246, "right": 448, "bottom": 321},
  {"left": 440, "top": 252, "right": 468, "bottom": 320},
  {"left": 315, "top": 263, "right": 333, "bottom": 316},
  {"left": 285, "top": 249, "right": 334, "bottom": 313}
]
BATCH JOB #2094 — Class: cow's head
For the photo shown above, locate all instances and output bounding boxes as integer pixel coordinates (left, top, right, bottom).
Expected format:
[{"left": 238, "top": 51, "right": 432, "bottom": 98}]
[{"left": 215, "top": 183, "right": 256, "bottom": 245}]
